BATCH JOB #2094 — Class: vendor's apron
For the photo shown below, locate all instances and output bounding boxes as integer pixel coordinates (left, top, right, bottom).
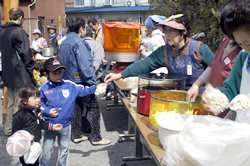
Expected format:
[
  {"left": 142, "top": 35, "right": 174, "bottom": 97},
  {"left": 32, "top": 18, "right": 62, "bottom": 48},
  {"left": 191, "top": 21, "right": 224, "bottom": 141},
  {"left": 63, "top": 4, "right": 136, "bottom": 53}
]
[
  {"left": 208, "top": 39, "right": 241, "bottom": 87},
  {"left": 235, "top": 53, "right": 250, "bottom": 123},
  {"left": 165, "top": 40, "right": 205, "bottom": 92},
  {"left": 240, "top": 53, "right": 250, "bottom": 94}
]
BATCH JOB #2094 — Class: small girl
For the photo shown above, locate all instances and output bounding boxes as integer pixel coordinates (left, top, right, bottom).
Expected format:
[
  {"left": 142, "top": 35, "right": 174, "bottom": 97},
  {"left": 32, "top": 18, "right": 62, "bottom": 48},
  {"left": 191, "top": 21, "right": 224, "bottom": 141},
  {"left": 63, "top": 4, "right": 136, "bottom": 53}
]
[{"left": 12, "top": 84, "right": 62, "bottom": 166}]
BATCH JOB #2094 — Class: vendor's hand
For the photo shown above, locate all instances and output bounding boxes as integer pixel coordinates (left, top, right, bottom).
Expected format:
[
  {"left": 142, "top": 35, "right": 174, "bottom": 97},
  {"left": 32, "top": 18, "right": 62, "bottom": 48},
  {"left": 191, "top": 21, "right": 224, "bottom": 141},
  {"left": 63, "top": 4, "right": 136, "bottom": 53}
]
[
  {"left": 52, "top": 124, "right": 63, "bottom": 130},
  {"left": 104, "top": 73, "right": 122, "bottom": 83},
  {"left": 186, "top": 84, "right": 199, "bottom": 102},
  {"left": 49, "top": 108, "right": 59, "bottom": 117},
  {"left": 201, "top": 90, "right": 214, "bottom": 113}
]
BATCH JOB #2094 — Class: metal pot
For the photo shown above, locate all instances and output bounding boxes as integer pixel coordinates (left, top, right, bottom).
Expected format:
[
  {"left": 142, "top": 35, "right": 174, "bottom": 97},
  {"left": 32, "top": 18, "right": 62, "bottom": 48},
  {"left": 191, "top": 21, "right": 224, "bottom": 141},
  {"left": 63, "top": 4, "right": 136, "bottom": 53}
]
[
  {"left": 132, "top": 73, "right": 186, "bottom": 116},
  {"left": 42, "top": 48, "right": 54, "bottom": 57}
]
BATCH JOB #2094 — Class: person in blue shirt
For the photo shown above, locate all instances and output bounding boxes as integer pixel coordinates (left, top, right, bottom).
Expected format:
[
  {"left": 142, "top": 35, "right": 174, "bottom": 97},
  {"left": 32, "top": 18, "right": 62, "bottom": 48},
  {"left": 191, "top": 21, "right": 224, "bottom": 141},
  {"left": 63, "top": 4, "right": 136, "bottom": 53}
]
[
  {"left": 59, "top": 17, "right": 111, "bottom": 145},
  {"left": 40, "top": 57, "right": 103, "bottom": 166}
]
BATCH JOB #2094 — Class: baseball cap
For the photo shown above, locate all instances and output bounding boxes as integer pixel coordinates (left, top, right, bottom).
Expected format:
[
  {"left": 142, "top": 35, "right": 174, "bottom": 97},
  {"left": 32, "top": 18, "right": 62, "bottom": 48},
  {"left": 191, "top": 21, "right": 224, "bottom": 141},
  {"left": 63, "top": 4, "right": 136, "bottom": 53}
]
[
  {"left": 32, "top": 29, "right": 41, "bottom": 35},
  {"left": 6, "top": 130, "right": 31, "bottom": 157},
  {"left": 44, "top": 57, "right": 66, "bottom": 72}
]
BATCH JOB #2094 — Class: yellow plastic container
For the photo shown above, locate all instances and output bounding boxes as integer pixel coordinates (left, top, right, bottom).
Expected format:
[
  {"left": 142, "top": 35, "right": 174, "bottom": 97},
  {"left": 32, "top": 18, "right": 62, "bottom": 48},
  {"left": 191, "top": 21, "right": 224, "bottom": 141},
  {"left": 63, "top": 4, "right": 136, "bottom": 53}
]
[
  {"left": 102, "top": 22, "right": 142, "bottom": 53},
  {"left": 149, "top": 90, "right": 207, "bottom": 128}
]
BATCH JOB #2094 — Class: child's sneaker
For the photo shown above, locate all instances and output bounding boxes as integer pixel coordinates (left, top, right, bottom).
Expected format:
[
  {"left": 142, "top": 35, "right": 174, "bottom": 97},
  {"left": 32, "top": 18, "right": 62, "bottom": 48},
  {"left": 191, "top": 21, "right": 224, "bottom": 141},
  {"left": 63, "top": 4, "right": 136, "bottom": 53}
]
[{"left": 92, "top": 139, "right": 111, "bottom": 145}]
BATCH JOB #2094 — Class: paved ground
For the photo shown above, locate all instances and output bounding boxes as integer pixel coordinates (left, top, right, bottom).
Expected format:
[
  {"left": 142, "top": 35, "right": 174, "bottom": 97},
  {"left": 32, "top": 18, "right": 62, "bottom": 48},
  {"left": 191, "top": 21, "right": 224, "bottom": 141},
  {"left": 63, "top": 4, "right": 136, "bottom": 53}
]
[{"left": 0, "top": 87, "right": 154, "bottom": 166}]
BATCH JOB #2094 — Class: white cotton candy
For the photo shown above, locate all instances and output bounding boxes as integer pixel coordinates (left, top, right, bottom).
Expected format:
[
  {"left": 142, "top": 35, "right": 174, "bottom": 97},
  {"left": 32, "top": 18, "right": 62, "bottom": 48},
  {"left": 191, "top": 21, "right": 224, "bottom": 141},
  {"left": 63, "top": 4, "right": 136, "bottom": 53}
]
[
  {"left": 95, "top": 85, "right": 107, "bottom": 97},
  {"left": 204, "top": 84, "right": 229, "bottom": 115},
  {"left": 230, "top": 94, "right": 250, "bottom": 111}
]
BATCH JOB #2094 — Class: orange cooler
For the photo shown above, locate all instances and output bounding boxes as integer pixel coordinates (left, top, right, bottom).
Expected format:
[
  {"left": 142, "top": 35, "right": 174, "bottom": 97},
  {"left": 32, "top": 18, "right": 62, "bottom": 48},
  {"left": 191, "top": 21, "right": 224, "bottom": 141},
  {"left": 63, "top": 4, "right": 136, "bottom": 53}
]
[{"left": 102, "top": 22, "right": 142, "bottom": 62}]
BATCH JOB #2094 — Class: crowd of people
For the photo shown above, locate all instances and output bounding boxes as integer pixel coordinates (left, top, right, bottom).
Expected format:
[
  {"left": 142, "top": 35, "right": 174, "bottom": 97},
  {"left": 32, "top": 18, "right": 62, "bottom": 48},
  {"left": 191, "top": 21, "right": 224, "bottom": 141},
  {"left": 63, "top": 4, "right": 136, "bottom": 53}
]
[
  {"left": 0, "top": 0, "right": 249, "bottom": 165},
  {"left": 0, "top": 8, "right": 111, "bottom": 166}
]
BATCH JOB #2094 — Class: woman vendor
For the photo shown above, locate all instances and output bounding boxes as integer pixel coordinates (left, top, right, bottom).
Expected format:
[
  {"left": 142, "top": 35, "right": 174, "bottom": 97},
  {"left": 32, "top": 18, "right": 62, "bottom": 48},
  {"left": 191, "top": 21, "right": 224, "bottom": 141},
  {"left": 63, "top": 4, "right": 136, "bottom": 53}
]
[
  {"left": 201, "top": 0, "right": 250, "bottom": 115},
  {"left": 186, "top": 0, "right": 242, "bottom": 108},
  {"left": 105, "top": 14, "right": 215, "bottom": 93}
]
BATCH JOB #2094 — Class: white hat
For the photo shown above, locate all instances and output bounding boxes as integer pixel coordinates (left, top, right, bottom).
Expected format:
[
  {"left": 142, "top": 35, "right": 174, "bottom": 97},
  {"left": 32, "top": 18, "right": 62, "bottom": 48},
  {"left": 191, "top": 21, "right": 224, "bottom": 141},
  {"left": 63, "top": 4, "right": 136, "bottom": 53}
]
[{"left": 32, "top": 29, "right": 41, "bottom": 35}]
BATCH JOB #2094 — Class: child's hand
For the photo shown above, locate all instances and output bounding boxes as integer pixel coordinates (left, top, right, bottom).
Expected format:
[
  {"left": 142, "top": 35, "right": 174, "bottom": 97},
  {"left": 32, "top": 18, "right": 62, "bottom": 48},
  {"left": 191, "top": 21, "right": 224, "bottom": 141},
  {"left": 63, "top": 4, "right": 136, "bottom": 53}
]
[
  {"left": 95, "top": 83, "right": 107, "bottom": 97},
  {"left": 97, "top": 83, "right": 107, "bottom": 89},
  {"left": 53, "top": 124, "right": 63, "bottom": 131},
  {"left": 30, "top": 134, "right": 35, "bottom": 141},
  {"left": 49, "top": 108, "right": 59, "bottom": 117}
]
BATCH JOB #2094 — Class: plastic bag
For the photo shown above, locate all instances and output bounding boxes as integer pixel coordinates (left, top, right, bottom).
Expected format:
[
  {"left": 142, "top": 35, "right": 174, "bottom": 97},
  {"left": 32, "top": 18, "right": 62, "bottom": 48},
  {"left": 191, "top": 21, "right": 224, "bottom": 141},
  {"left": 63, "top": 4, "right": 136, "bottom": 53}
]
[
  {"left": 162, "top": 115, "right": 250, "bottom": 166},
  {"left": 126, "top": 77, "right": 138, "bottom": 104},
  {"left": 6, "top": 130, "right": 31, "bottom": 157},
  {"left": 24, "top": 142, "right": 42, "bottom": 164},
  {"left": 235, "top": 110, "right": 250, "bottom": 124}
]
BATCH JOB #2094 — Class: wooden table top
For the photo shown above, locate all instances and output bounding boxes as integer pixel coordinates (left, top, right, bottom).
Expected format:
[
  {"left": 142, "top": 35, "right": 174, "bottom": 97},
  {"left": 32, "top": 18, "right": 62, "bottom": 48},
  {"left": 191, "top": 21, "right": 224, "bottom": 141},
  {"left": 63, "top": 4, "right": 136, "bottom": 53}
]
[
  {"left": 122, "top": 98, "right": 165, "bottom": 166},
  {"left": 114, "top": 79, "right": 130, "bottom": 89}
]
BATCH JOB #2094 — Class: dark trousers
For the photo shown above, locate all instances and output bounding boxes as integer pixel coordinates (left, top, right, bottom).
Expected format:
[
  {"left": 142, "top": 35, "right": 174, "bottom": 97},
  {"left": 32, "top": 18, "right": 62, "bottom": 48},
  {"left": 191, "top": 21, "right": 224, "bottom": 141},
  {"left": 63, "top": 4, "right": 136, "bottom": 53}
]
[
  {"left": 100, "top": 61, "right": 114, "bottom": 94},
  {"left": 71, "top": 94, "right": 102, "bottom": 142}
]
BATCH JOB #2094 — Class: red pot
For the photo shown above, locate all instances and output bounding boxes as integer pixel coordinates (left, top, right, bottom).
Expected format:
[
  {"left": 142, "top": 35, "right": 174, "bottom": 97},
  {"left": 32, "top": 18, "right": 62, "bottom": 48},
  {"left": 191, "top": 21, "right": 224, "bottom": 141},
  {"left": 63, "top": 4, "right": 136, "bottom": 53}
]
[{"left": 132, "top": 89, "right": 151, "bottom": 116}]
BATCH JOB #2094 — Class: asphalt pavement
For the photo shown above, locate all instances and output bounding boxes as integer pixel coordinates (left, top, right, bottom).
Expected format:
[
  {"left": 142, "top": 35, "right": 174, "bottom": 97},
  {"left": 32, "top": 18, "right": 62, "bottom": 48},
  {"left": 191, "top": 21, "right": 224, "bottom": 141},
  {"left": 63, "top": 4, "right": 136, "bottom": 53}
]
[{"left": 0, "top": 88, "right": 154, "bottom": 166}]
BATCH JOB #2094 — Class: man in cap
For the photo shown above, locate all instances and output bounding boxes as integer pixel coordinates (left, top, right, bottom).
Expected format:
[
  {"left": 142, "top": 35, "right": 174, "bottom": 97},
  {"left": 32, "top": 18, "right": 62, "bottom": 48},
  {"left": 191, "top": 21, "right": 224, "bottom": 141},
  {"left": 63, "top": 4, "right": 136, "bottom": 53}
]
[{"left": 47, "top": 24, "right": 61, "bottom": 56}]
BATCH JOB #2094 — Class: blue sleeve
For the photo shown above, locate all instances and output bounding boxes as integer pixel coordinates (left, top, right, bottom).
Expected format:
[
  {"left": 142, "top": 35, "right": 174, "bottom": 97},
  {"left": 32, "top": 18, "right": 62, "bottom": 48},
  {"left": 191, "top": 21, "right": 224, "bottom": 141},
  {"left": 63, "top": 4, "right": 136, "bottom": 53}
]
[
  {"left": 199, "top": 44, "right": 215, "bottom": 67},
  {"left": 74, "top": 84, "right": 97, "bottom": 97},
  {"left": 75, "top": 41, "right": 97, "bottom": 85}
]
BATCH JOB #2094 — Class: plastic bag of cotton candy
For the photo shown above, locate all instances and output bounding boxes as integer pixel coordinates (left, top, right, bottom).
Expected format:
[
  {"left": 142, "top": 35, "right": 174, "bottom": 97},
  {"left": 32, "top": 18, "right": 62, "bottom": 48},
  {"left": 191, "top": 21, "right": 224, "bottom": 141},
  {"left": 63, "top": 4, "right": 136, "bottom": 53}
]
[
  {"left": 203, "top": 84, "right": 229, "bottom": 115},
  {"left": 230, "top": 94, "right": 250, "bottom": 124},
  {"left": 94, "top": 83, "right": 107, "bottom": 97}
]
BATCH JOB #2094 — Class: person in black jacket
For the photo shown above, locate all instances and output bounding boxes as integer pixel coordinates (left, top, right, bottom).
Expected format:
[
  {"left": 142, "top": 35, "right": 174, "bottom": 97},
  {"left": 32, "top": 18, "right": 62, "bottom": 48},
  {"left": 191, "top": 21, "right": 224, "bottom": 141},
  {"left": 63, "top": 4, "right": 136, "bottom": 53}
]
[
  {"left": 12, "top": 84, "right": 62, "bottom": 166},
  {"left": 47, "top": 24, "right": 61, "bottom": 57},
  {"left": 0, "top": 8, "right": 35, "bottom": 136}
]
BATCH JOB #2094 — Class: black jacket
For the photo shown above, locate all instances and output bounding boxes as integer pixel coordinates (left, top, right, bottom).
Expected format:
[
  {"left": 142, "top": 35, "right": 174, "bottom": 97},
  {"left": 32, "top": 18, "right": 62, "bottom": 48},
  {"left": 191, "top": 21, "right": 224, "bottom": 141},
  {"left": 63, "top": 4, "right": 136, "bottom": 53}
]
[
  {"left": 48, "top": 34, "right": 59, "bottom": 56},
  {"left": 12, "top": 108, "right": 53, "bottom": 142},
  {"left": 0, "top": 22, "right": 35, "bottom": 88}
]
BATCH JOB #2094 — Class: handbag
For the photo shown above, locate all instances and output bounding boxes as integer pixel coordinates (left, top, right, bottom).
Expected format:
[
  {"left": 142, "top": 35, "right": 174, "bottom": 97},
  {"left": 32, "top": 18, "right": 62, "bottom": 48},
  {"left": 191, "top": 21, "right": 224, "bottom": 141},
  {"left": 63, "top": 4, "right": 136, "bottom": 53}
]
[{"left": 24, "top": 142, "right": 42, "bottom": 164}]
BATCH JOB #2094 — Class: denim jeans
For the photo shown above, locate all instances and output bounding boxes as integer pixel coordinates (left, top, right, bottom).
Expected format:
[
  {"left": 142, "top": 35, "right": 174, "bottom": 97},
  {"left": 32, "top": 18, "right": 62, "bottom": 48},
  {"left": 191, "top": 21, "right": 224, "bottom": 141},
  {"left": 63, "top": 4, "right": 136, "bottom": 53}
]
[{"left": 41, "top": 125, "right": 69, "bottom": 166}]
